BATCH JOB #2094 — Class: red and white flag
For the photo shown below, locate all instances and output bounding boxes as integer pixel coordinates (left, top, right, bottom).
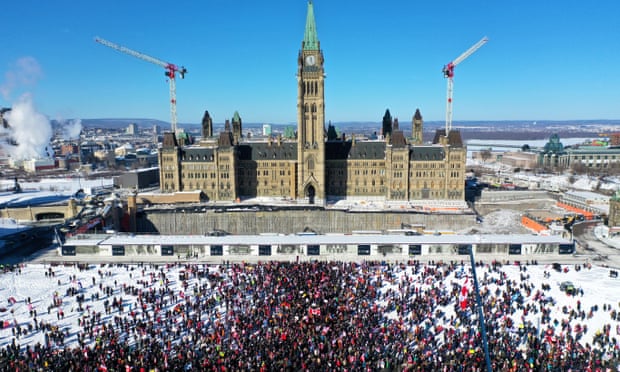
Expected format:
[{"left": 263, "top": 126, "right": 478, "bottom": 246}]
[
  {"left": 459, "top": 278, "right": 469, "bottom": 310},
  {"left": 309, "top": 307, "right": 321, "bottom": 317}
]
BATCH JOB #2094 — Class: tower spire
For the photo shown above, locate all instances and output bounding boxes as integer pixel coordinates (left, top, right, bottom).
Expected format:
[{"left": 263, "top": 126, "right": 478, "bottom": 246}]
[{"left": 303, "top": 1, "right": 319, "bottom": 50}]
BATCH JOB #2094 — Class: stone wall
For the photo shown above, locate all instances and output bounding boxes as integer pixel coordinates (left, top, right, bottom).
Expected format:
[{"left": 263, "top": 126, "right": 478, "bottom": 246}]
[
  {"left": 137, "top": 209, "right": 476, "bottom": 235},
  {"left": 475, "top": 190, "right": 556, "bottom": 215}
]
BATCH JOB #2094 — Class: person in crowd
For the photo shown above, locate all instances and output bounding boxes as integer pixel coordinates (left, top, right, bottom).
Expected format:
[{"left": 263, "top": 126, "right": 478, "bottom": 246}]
[{"left": 0, "top": 260, "right": 618, "bottom": 371}]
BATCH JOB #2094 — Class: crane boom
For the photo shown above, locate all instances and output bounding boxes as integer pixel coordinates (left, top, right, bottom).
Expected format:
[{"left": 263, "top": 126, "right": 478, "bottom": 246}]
[
  {"left": 95, "top": 37, "right": 187, "bottom": 133},
  {"left": 442, "top": 37, "right": 488, "bottom": 135},
  {"left": 452, "top": 37, "right": 488, "bottom": 67}
]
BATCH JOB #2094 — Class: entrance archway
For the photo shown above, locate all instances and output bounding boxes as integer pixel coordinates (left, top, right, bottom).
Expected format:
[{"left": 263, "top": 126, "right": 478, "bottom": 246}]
[{"left": 306, "top": 185, "right": 316, "bottom": 204}]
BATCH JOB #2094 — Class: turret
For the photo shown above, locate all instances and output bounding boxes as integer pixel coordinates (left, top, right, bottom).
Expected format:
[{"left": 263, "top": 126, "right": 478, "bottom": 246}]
[{"left": 412, "top": 108, "right": 423, "bottom": 145}]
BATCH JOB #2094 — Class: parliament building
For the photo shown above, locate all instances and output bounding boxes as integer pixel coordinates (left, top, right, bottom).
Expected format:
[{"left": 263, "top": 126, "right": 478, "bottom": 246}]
[{"left": 158, "top": 1, "right": 467, "bottom": 205}]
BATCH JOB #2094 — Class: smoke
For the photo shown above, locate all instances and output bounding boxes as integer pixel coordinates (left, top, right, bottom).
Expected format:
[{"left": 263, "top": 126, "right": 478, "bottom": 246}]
[
  {"left": 60, "top": 118, "right": 82, "bottom": 140},
  {"left": 0, "top": 57, "right": 83, "bottom": 161},
  {"left": 2, "top": 94, "right": 53, "bottom": 160},
  {"left": 0, "top": 57, "right": 43, "bottom": 100}
]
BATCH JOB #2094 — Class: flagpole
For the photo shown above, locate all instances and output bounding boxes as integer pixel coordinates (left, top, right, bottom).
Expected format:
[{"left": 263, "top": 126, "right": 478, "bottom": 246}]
[{"left": 469, "top": 242, "right": 492, "bottom": 372}]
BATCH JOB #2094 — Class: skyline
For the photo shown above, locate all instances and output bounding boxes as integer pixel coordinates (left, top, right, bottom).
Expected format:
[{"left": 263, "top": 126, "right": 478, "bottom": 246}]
[{"left": 1, "top": 1, "right": 619, "bottom": 127}]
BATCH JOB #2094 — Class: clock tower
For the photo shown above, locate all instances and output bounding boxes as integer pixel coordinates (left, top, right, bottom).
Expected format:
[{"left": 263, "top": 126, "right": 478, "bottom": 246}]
[{"left": 297, "top": 0, "right": 325, "bottom": 204}]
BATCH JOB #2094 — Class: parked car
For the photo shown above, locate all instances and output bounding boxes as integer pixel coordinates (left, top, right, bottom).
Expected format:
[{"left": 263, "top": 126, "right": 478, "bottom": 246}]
[{"left": 560, "top": 281, "right": 575, "bottom": 294}]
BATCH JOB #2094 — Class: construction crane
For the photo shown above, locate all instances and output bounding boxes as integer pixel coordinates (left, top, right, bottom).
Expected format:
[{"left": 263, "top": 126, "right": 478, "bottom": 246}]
[
  {"left": 95, "top": 37, "right": 187, "bottom": 133},
  {"left": 442, "top": 36, "right": 488, "bottom": 134}
]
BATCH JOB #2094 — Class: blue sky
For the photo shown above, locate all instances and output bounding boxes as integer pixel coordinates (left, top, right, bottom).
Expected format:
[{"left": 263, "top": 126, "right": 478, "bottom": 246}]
[{"left": 1, "top": 0, "right": 619, "bottom": 126}]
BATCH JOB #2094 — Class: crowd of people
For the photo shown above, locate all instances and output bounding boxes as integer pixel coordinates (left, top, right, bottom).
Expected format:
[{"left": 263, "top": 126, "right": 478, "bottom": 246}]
[{"left": 0, "top": 259, "right": 619, "bottom": 371}]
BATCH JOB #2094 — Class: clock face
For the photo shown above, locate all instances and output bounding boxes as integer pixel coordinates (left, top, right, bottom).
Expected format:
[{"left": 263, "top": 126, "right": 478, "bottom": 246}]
[{"left": 305, "top": 55, "right": 316, "bottom": 66}]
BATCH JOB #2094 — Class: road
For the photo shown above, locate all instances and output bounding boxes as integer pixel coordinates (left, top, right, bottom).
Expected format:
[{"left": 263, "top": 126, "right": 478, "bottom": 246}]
[{"left": 572, "top": 220, "right": 620, "bottom": 268}]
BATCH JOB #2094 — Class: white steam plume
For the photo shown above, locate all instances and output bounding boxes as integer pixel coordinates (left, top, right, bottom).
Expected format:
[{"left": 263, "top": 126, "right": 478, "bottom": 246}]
[
  {"left": 61, "top": 118, "right": 82, "bottom": 140},
  {"left": 0, "top": 57, "right": 43, "bottom": 100},
  {"left": 3, "top": 94, "right": 53, "bottom": 160}
]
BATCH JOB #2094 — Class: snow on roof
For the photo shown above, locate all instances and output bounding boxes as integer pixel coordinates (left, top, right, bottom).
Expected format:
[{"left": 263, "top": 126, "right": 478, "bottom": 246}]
[
  {"left": 65, "top": 233, "right": 571, "bottom": 247},
  {"left": 0, "top": 218, "right": 30, "bottom": 238},
  {"left": 0, "top": 191, "right": 72, "bottom": 208},
  {"left": 564, "top": 190, "right": 610, "bottom": 201}
]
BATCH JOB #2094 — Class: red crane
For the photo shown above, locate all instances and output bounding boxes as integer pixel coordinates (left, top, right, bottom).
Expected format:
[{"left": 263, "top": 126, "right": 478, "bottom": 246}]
[
  {"left": 95, "top": 37, "right": 187, "bottom": 133},
  {"left": 442, "top": 37, "right": 488, "bottom": 134}
]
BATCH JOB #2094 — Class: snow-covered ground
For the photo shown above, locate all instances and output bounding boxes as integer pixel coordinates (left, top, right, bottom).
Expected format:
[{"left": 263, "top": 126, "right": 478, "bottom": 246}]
[
  {"left": 0, "top": 177, "right": 114, "bottom": 195},
  {"left": 459, "top": 209, "right": 530, "bottom": 235},
  {"left": 0, "top": 261, "right": 618, "bottom": 362}
]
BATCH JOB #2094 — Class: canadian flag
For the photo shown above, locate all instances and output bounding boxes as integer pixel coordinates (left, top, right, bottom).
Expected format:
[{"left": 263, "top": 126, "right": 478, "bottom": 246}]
[
  {"left": 459, "top": 279, "right": 469, "bottom": 310},
  {"left": 309, "top": 308, "right": 321, "bottom": 317}
]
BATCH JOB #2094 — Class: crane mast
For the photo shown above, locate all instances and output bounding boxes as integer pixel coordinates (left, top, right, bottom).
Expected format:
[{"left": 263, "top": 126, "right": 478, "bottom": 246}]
[
  {"left": 95, "top": 37, "right": 187, "bottom": 133},
  {"left": 442, "top": 37, "right": 488, "bottom": 135}
]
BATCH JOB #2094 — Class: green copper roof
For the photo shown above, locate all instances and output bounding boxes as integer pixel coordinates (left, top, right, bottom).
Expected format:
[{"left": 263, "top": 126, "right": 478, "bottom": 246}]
[
  {"left": 303, "top": 1, "right": 319, "bottom": 50},
  {"left": 232, "top": 111, "right": 241, "bottom": 122}
]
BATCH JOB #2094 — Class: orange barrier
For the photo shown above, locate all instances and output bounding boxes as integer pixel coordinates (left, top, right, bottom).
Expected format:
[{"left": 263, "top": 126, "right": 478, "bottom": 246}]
[
  {"left": 521, "top": 215, "right": 548, "bottom": 233},
  {"left": 556, "top": 202, "right": 595, "bottom": 220}
]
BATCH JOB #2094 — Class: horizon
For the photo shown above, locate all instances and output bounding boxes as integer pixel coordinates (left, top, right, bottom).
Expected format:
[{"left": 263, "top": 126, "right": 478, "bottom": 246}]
[
  {"left": 76, "top": 117, "right": 620, "bottom": 127},
  {"left": 1, "top": 1, "right": 619, "bottom": 125}
]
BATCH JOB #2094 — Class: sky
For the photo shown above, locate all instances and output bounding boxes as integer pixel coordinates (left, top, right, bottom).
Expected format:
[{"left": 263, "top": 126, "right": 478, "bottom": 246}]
[{"left": 1, "top": 0, "right": 619, "bottom": 127}]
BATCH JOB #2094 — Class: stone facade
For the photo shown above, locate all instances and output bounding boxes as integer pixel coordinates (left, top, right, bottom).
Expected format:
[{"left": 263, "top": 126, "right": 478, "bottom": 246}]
[
  {"left": 137, "top": 209, "right": 475, "bottom": 236},
  {"left": 158, "top": 2, "right": 467, "bottom": 204}
]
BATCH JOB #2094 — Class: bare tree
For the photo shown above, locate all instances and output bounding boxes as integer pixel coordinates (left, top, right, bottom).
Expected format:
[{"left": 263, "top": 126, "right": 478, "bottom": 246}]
[{"left": 480, "top": 149, "right": 492, "bottom": 163}]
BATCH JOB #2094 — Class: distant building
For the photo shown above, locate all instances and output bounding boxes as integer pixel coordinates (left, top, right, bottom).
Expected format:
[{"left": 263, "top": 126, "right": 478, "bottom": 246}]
[
  {"left": 499, "top": 151, "right": 538, "bottom": 170},
  {"left": 539, "top": 134, "right": 620, "bottom": 170},
  {"left": 60, "top": 144, "right": 78, "bottom": 156},
  {"left": 127, "top": 123, "right": 138, "bottom": 135},
  {"left": 262, "top": 124, "right": 272, "bottom": 136},
  {"left": 114, "top": 167, "right": 160, "bottom": 190},
  {"left": 561, "top": 190, "right": 610, "bottom": 216},
  {"left": 23, "top": 158, "right": 55, "bottom": 173},
  {"left": 157, "top": 1, "right": 466, "bottom": 204},
  {"left": 115, "top": 144, "right": 134, "bottom": 157}
]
